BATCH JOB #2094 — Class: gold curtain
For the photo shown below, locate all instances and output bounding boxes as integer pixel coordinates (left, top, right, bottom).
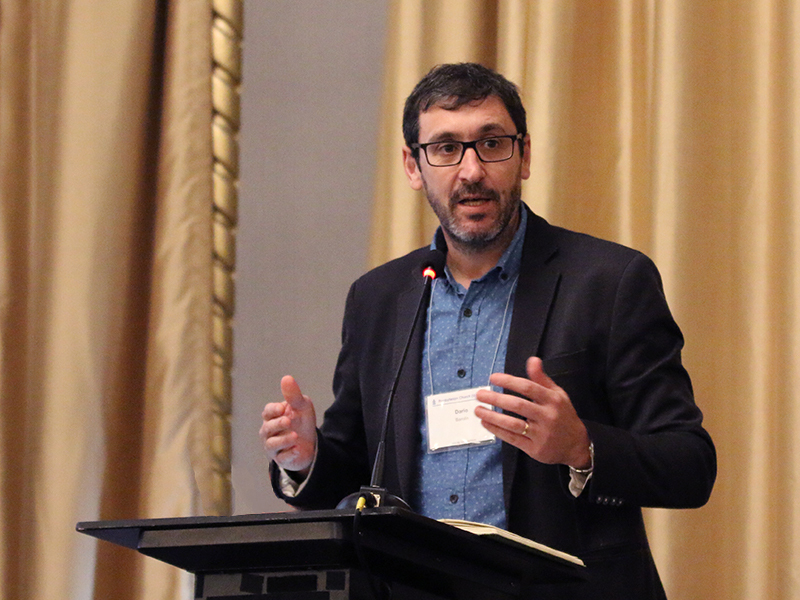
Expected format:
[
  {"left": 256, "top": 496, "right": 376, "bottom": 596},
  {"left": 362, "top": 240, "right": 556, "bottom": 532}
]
[
  {"left": 0, "top": 1, "right": 229, "bottom": 599},
  {"left": 372, "top": 1, "right": 799, "bottom": 598}
]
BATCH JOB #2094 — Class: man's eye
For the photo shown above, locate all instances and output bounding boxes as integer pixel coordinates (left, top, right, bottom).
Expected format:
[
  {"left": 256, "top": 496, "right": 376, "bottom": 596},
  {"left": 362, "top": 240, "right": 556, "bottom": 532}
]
[{"left": 432, "top": 143, "right": 460, "bottom": 155}]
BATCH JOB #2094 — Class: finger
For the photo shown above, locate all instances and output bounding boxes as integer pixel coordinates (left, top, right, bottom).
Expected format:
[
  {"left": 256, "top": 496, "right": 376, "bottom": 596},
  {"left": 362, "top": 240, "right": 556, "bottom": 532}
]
[
  {"left": 479, "top": 418, "right": 531, "bottom": 449},
  {"left": 259, "top": 412, "right": 293, "bottom": 439},
  {"left": 280, "top": 375, "right": 310, "bottom": 411},
  {"left": 475, "top": 404, "right": 530, "bottom": 434},
  {"left": 487, "top": 370, "right": 549, "bottom": 403},
  {"left": 259, "top": 420, "right": 298, "bottom": 455},
  {"left": 262, "top": 401, "right": 287, "bottom": 421},
  {"left": 261, "top": 427, "right": 297, "bottom": 451},
  {"left": 259, "top": 407, "right": 299, "bottom": 447},
  {"left": 476, "top": 387, "right": 541, "bottom": 420}
]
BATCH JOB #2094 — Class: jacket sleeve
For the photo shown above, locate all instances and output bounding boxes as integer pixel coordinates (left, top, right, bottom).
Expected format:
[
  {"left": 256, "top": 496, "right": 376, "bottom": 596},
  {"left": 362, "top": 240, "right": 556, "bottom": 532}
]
[{"left": 573, "top": 253, "right": 716, "bottom": 509}]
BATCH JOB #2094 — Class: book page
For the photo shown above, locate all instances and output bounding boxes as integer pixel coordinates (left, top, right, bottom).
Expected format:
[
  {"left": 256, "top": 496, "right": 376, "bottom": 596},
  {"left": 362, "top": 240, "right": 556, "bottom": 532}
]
[{"left": 439, "top": 519, "right": 585, "bottom": 567}]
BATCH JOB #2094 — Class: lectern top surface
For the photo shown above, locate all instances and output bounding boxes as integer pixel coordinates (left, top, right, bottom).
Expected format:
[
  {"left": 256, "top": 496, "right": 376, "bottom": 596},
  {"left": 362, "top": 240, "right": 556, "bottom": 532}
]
[{"left": 77, "top": 507, "right": 584, "bottom": 590}]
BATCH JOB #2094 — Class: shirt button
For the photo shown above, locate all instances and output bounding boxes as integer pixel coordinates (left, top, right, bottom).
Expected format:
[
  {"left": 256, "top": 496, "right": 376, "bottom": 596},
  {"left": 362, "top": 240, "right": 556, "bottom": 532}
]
[
  {"left": 449, "top": 494, "right": 459, "bottom": 504},
  {"left": 463, "top": 307, "right": 472, "bottom": 317},
  {"left": 457, "top": 368, "right": 466, "bottom": 378}
]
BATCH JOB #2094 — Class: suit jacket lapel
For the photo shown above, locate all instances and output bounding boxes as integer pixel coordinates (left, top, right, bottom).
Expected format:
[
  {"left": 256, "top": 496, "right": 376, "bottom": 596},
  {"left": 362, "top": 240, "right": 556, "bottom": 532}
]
[{"left": 502, "top": 208, "right": 561, "bottom": 508}]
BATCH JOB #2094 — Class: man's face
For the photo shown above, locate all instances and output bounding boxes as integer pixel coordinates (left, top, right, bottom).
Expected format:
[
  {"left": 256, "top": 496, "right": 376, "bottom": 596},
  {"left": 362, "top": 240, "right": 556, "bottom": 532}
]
[{"left": 403, "top": 95, "right": 531, "bottom": 253}]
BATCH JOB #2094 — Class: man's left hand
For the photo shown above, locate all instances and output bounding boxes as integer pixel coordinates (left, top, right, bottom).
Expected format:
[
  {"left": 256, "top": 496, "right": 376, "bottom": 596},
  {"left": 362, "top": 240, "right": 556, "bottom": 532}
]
[{"left": 475, "top": 356, "right": 591, "bottom": 468}]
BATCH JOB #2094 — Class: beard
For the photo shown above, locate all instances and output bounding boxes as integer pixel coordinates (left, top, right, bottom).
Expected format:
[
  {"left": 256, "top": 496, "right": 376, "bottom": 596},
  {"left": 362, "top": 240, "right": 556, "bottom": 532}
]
[{"left": 424, "top": 179, "right": 522, "bottom": 253}]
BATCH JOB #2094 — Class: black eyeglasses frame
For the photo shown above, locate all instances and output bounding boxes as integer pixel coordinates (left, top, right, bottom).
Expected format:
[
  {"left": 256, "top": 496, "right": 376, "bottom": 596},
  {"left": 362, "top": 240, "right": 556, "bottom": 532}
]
[{"left": 412, "top": 133, "right": 524, "bottom": 167}]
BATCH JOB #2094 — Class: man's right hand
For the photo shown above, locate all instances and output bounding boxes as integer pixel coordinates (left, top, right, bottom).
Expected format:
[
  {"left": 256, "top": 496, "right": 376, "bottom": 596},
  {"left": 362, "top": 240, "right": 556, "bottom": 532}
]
[{"left": 259, "top": 375, "right": 317, "bottom": 474}]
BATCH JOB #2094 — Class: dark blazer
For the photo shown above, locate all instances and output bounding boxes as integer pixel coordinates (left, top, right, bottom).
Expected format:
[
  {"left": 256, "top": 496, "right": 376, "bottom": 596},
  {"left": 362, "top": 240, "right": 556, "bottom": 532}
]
[{"left": 272, "top": 207, "right": 716, "bottom": 599}]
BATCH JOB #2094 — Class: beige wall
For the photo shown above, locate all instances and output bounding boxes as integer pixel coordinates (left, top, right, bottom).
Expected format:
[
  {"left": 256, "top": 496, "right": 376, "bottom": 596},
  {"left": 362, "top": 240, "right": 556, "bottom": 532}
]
[{"left": 233, "top": 0, "right": 389, "bottom": 514}]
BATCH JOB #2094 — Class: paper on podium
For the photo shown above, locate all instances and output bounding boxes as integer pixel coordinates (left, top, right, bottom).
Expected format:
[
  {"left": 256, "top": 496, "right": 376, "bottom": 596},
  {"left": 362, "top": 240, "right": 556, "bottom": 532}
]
[{"left": 440, "top": 519, "right": 585, "bottom": 567}]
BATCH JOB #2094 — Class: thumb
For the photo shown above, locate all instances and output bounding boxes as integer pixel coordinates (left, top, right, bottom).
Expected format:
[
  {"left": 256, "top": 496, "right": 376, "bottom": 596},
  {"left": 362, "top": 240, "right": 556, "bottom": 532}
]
[
  {"left": 526, "top": 356, "right": 556, "bottom": 389},
  {"left": 280, "top": 375, "right": 311, "bottom": 412}
]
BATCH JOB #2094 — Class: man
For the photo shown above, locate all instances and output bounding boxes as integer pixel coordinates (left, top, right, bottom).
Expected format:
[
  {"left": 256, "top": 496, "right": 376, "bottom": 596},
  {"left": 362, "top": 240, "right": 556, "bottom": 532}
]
[{"left": 260, "top": 63, "right": 716, "bottom": 599}]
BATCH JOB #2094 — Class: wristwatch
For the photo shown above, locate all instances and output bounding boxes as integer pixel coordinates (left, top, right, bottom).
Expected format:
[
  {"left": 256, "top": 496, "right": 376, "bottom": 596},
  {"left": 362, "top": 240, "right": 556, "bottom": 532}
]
[{"left": 569, "top": 441, "right": 594, "bottom": 476}]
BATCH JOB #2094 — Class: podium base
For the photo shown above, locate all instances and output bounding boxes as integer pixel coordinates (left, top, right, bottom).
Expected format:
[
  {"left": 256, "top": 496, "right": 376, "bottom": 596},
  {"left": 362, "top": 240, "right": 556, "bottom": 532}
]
[{"left": 196, "top": 567, "right": 446, "bottom": 600}]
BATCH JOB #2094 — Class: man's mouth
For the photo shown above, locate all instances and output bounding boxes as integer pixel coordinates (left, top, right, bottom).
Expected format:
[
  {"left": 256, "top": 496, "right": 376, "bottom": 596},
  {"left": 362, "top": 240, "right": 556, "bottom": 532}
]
[
  {"left": 453, "top": 185, "right": 499, "bottom": 206},
  {"left": 458, "top": 197, "right": 492, "bottom": 206}
]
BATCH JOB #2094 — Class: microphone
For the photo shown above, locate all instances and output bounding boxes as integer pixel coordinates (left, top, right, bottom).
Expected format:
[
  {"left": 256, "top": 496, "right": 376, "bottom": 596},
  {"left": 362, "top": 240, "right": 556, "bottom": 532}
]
[{"left": 337, "top": 249, "right": 446, "bottom": 511}]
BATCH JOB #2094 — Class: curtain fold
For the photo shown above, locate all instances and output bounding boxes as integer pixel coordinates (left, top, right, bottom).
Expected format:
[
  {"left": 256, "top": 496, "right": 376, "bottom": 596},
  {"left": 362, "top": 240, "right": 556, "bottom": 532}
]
[
  {"left": 371, "top": 1, "right": 800, "bottom": 598},
  {"left": 0, "top": 1, "right": 215, "bottom": 599}
]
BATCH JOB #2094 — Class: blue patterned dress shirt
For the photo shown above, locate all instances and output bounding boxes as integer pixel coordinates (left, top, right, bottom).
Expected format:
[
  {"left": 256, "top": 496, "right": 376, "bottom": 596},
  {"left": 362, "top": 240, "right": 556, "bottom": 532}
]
[{"left": 412, "top": 209, "right": 527, "bottom": 528}]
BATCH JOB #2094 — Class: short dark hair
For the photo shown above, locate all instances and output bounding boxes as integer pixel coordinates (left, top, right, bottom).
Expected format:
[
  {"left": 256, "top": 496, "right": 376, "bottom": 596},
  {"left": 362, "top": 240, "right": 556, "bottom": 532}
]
[{"left": 402, "top": 63, "right": 527, "bottom": 157}]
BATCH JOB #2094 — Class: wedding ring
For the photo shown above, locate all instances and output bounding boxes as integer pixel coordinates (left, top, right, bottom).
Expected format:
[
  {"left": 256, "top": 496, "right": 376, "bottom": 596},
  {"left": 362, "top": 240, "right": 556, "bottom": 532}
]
[{"left": 522, "top": 421, "right": 530, "bottom": 437}]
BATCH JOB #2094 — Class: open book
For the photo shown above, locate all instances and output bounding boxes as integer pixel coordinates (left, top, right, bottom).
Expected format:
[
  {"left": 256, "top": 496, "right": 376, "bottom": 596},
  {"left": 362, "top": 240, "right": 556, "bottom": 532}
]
[{"left": 439, "top": 519, "right": 585, "bottom": 567}]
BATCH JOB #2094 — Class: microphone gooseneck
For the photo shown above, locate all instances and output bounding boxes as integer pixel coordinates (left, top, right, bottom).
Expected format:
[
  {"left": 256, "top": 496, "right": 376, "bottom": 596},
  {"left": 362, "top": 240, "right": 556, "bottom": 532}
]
[{"left": 337, "top": 249, "right": 446, "bottom": 511}]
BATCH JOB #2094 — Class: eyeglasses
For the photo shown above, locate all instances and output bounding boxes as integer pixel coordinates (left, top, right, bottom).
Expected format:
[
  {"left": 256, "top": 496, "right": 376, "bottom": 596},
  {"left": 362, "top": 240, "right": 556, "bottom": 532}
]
[{"left": 412, "top": 133, "right": 523, "bottom": 167}]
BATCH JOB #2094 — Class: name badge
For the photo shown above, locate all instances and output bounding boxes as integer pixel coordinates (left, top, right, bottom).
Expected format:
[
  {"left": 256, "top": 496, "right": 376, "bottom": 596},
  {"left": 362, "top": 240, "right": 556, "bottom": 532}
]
[{"left": 425, "top": 386, "right": 496, "bottom": 453}]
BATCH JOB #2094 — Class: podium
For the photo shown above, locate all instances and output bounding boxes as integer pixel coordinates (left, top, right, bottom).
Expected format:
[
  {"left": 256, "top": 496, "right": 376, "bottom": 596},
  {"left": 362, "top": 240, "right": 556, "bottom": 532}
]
[{"left": 77, "top": 507, "right": 584, "bottom": 599}]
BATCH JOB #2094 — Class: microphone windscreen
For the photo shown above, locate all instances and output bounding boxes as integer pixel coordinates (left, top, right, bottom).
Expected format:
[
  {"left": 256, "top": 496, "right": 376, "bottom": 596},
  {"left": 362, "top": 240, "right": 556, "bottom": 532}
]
[{"left": 422, "top": 249, "right": 446, "bottom": 278}]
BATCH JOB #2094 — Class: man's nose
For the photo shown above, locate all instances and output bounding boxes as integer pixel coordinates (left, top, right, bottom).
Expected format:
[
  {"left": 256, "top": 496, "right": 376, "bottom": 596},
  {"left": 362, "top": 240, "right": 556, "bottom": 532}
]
[{"left": 457, "top": 147, "right": 486, "bottom": 182}]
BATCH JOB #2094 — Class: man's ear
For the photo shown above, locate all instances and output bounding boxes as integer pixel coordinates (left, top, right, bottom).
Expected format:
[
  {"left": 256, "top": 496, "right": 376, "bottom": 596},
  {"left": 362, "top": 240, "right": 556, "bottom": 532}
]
[
  {"left": 520, "top": 134, "right": 532, "bottom": 181},
  {"left": 402, "top": 146, "right": 424, "bottom": 191}
]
